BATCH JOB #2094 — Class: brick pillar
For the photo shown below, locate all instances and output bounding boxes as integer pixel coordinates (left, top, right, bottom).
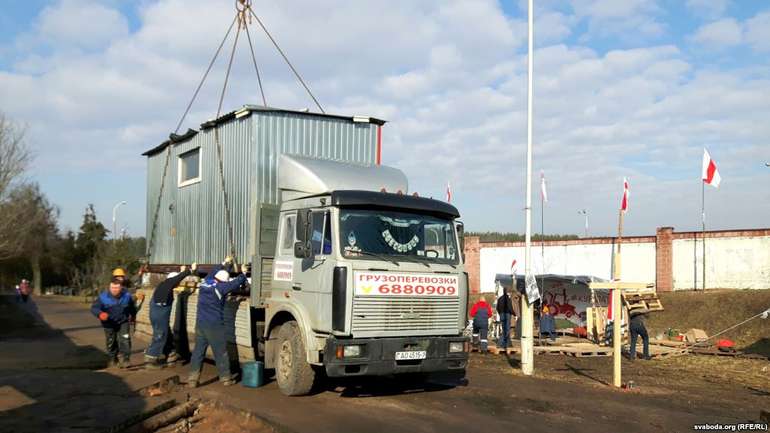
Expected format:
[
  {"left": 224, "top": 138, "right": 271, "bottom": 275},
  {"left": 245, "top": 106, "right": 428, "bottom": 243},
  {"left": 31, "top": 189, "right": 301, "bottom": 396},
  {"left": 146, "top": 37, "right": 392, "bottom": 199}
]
[
  {"left": 655, "top": 227, "right": 674, "bottom": 292},
  {"left": 464, "top": 236, "right": 481, "bottom": 294}
]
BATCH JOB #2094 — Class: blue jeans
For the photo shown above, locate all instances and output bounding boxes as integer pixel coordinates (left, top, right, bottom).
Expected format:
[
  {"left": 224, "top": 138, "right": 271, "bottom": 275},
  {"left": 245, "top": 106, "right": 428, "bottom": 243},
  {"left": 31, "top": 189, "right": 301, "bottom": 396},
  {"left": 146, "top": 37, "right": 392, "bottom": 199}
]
[
  {"left": 500, "top": 313, "right": 511, "bottom": 348},
  {"left": 189, "top": 323, "right": 231, "bottom": 380},
  {"left": 146, "top": 303, "right": 173, "bottom": 358},
  {"left": 629, "top": 322, "right": 650, "bottom": 359}
]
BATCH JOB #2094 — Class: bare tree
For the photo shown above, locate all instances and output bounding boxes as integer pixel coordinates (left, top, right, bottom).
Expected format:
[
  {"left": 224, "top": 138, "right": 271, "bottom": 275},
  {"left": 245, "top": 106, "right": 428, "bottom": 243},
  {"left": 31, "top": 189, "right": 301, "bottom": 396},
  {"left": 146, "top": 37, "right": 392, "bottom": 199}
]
[
  {"left": 6, "top": 184, "right": 58, "bottom": 294},
  {"left": 0, "top": 113, "right": 30, "bottom": 199},
  {"left": 0, "top": 113, "right": 32, "bottom": 259}
]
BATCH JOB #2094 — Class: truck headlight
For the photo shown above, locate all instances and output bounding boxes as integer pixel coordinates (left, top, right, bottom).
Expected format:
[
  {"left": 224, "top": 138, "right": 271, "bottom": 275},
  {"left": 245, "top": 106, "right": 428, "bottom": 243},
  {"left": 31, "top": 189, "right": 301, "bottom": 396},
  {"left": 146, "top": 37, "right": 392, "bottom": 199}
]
[
  {"left": 449, "top": 342, "right": 465, "bottom": 353},
  {"left": 343, "top": 345, "right": 362, "bottom": 357}
]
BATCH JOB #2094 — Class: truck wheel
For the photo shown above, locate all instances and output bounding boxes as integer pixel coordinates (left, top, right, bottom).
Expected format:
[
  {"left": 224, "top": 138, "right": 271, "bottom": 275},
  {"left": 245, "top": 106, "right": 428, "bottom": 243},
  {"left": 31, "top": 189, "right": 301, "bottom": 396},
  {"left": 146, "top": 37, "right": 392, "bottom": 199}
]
[{"left": 276, "top": 321, "right": 315, "bottom": 396}]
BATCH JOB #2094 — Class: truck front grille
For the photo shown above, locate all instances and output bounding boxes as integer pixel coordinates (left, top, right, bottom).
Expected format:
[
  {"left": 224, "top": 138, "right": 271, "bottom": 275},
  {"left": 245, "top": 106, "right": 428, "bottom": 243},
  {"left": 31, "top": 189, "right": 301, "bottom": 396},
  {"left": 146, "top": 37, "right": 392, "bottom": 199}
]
[{"left": 351, "top": 296, "right": 460, "bottom": 335}]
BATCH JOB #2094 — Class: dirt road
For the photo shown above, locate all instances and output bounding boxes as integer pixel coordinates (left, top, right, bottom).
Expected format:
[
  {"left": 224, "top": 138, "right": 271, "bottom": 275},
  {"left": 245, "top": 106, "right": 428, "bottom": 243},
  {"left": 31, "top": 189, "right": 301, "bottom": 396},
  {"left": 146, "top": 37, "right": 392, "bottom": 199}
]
[{"left": 2, "top": 296, "right": 767, "bottom": 433}]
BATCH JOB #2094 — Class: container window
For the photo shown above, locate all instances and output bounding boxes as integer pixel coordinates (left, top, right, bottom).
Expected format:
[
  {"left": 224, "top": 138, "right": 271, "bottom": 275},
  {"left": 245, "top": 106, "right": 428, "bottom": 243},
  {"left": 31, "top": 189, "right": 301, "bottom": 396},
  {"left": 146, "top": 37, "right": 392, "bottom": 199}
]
[
  {"left": 281, "top": 214, "right": 296, "bottom": 254},
  {"left": 178, "top": 148, "right": 201, "bottom": 187}
]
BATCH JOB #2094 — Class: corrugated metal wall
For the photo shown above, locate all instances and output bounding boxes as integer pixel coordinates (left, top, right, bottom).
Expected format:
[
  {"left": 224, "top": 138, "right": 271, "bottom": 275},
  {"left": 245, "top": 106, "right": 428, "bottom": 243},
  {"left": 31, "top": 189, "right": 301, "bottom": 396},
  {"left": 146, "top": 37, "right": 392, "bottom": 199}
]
[{"left": 146, "top": 111, "right": 378, "bottom": 264}]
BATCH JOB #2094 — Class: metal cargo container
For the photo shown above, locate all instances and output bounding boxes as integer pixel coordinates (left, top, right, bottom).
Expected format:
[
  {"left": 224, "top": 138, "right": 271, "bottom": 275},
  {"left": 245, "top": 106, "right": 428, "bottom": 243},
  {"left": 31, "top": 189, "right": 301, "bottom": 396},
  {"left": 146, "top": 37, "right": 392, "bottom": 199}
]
[{"left": 143, "top": 105, "right": 384, "bottom": 265}]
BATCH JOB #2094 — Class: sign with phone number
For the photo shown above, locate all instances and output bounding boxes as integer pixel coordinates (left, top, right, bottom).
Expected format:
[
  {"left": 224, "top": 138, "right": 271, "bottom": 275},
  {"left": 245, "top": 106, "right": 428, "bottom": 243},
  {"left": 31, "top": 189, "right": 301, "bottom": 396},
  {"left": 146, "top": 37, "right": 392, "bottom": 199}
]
[{"left": 353, "top": 271, "right": 460, "bottom": 297}]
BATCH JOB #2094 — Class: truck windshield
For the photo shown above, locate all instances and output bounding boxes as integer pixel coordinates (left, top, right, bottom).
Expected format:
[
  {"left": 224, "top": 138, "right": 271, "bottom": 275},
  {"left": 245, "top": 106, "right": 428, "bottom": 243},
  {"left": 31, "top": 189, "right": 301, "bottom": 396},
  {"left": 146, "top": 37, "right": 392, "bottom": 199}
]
[{"left": 339, "top": 209, "right": 459, "bottom": 264}]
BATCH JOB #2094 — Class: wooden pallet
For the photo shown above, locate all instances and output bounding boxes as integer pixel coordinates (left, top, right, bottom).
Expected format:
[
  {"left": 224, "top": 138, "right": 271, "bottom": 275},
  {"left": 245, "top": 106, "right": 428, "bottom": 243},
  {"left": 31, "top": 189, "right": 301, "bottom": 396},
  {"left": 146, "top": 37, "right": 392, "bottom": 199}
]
[
  {"left": 622, "top": 291, "right": 664, "bottom": 314},
  {"left": 691, "top": 347, "right": 768, "bottom": 360}
]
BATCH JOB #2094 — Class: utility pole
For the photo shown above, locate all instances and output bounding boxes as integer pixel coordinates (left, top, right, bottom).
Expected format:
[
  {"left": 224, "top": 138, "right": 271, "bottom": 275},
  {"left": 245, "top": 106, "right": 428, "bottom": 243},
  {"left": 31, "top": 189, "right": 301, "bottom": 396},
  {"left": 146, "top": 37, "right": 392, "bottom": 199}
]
[
  {"left": 520, "top": 0, "right": 535, "bottom": 377},
  {"left": 112, "top": 201, "right": 127, "bottom": 241},
  {"left": 578, "top": 209, "right": 589, "bottom": 238}
]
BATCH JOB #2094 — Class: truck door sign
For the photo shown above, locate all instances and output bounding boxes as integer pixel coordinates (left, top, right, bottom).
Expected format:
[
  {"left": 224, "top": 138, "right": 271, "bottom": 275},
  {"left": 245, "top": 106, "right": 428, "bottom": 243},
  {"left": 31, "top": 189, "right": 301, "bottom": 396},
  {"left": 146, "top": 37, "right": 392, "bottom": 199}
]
[
  {"left": 354, "top": 271, "right": 459, "bottom": 297},
  {"left": 273, "top": 260, "right": 294, "bottom": 282}
]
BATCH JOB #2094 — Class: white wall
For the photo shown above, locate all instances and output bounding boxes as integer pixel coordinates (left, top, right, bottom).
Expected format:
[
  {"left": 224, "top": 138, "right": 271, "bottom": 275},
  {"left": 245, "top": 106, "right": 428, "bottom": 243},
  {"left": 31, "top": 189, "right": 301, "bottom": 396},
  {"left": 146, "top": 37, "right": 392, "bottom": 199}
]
[
  {"left": 479, "top": 242, "right": 656, "bottom": 293},
  {"left": 672, "top": 236, "right": 770, "bottom": 290}
]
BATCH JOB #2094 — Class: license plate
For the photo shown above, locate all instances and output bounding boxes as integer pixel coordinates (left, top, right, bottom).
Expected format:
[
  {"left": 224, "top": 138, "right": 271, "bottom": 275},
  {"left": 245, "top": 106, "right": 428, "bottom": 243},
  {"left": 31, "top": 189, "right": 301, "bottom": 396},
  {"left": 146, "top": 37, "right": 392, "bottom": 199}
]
[{"left": 395, "top": 350, "right": 427, "bottom": 360}]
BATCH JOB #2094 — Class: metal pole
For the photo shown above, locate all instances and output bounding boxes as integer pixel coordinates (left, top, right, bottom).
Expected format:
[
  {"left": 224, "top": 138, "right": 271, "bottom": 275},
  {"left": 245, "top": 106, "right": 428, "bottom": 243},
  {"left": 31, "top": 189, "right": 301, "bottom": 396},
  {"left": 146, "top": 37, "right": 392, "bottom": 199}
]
[
  {"left": 112, "top": 201, "right": 127, "bottom": 241},
  {"left": 521, "top": 0, "right": 535, "bottom": 377},
  {"left": 541, "top": 195, "right": 545, "bottom": 273},
  {"left": 578, "top": 210, "right": 588, "bottom": 238},
  {"left": 702, "top": 180, "right": 706, "bottom": 291},
  {"left": 613, "top": 208, "right": 624, "bottom": 388}
]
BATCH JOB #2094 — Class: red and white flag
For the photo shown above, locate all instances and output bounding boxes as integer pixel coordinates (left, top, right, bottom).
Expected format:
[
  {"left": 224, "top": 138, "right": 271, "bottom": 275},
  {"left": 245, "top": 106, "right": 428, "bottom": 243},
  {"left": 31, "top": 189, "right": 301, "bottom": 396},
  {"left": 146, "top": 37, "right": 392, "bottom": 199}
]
[
  {"left": 446, "top": 181, "right": 452, "bottom": 203},
  {"left": 620, "top": 177, "right": 629, "bottom": 212},
  {"left": 702, "top": 148, "right": 721, "bottom": 188},
  {"left": 540, "top": 171, "right": 548, "bottom": 203}
]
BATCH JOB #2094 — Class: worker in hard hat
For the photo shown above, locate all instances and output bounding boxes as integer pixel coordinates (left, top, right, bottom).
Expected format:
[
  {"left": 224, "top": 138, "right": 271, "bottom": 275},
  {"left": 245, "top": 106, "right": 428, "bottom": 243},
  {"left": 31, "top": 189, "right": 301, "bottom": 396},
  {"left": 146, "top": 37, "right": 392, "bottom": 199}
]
[
  {"left": 112, "top": 268, "right": 127, "bottom": 283},
  {"left": 145, "top": 263, "right": 197, "bottom": 369},
  {"left": 91, "top": 273, "right": 137, "bottom": 368},
  {"left": 187, "top": 257, "right": 249, "bottom": 388},
  {"left": 470, "top": 295, "right": 493, "bottom": 353}
]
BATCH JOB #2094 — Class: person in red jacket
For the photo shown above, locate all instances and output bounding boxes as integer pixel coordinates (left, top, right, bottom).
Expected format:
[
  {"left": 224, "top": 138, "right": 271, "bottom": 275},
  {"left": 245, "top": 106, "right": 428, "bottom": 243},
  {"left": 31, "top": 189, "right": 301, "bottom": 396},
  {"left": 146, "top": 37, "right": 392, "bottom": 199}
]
[{"left": 470, "top": 296, "right": 493, "bottom": 353}]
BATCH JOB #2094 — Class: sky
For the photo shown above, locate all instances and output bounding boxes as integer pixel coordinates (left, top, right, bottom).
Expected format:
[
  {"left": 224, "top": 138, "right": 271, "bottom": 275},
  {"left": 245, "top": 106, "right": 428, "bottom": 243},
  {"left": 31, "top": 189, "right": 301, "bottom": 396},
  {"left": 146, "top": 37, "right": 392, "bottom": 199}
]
[{"left": 1, "top": 0, "right": 769, "bottom": 238}]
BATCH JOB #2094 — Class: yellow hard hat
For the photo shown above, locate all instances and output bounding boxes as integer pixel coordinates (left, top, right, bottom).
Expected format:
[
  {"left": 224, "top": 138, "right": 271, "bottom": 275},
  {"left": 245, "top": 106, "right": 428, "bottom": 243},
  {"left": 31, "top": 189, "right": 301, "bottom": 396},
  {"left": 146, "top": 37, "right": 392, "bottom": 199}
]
[{"left": 112, "top": 268, "right": 127, "bottom": 277}]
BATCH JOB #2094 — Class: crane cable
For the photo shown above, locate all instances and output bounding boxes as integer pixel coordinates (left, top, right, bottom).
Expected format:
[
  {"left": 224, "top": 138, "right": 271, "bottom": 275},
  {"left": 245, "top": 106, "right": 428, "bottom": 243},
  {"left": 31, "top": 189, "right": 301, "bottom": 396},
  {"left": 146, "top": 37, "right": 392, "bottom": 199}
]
[
  {"left": 145, "top": 14, "right": 238, "bottom": 264},
  {"left": 146, "top": 0, "right": 324, "bottom": 266}
]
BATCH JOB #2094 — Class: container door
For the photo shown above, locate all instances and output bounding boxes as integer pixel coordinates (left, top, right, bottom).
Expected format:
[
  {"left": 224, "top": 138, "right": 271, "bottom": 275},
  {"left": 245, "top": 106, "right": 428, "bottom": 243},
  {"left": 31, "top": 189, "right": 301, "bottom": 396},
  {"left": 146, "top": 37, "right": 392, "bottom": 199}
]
[{"left": 291, "top": 210, "right": 334, "bottom": 332}]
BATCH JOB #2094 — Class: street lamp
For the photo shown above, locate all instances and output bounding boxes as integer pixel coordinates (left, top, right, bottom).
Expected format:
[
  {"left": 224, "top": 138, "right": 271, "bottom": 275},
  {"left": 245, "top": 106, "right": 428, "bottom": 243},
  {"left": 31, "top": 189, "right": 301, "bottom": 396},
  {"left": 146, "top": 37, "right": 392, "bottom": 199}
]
[
  {"left": 112, "top": 201, "right": 127, "bottom": 240},
  {"left": 578, "top": 209, "right": 589, "bottom": 238}
]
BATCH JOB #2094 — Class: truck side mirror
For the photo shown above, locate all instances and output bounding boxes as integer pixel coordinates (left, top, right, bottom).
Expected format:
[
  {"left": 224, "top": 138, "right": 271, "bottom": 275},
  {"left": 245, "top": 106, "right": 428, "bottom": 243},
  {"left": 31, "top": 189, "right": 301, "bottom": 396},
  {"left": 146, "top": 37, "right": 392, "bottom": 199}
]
[
  {"left": 456, "top": 221, "right": 465, "bottom": 263},
  {"left": 294, "top": 241, "right": 312, "bottom": 259}
]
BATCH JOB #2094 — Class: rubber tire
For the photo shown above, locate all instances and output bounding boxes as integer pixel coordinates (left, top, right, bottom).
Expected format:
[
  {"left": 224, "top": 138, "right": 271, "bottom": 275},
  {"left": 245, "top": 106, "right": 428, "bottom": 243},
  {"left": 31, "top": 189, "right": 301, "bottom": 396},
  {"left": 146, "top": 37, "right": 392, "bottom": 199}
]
[{"left": 275, "top": 321, "right": 316, "bottom": 396}]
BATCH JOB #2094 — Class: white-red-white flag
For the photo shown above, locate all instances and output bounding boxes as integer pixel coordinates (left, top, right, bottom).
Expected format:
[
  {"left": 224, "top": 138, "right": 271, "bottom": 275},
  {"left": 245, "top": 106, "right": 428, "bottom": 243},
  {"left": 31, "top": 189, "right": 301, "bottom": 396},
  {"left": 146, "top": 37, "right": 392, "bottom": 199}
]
[
  {"left": 620, "top": 177, "right": 629, "bottom": 212},
  {"left": 446, "top": 181, "right": 452, "bottom": 203},
  {"left": 540, "top": 171, "right": 548, "bottom": 203},
  {"left": 702, "top": 148, "right": 721, "bottom": 188}
]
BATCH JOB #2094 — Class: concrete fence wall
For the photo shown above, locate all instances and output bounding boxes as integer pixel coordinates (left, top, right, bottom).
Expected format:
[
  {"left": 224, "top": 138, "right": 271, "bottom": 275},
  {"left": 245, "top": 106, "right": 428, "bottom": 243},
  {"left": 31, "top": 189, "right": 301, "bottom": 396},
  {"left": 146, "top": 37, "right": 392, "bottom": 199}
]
[{"left": 465, "top": 227, "right": 770, "bottom": 294}]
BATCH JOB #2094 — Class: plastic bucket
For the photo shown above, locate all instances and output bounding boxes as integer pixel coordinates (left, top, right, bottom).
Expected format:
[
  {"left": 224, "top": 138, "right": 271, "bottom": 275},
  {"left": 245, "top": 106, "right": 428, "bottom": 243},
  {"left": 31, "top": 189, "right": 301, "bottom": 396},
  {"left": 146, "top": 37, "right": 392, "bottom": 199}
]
[{"left": 241, "top": 361, "right": 264, "bottom": 388}]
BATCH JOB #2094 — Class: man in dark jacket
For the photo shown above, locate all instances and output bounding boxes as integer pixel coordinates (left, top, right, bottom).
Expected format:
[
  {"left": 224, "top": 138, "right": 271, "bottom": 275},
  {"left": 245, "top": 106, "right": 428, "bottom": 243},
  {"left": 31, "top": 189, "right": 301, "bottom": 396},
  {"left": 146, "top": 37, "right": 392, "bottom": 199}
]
[
  {"left": 144, "top": 263, "right": 196, "bottom": 369},
  {"left": 629, "top": 312, "right": 650, "bottom": 360},
  {"left": 187, "top": 258, "right": 249, "bottom": 388},
  {"left": 470, "top": 296, "right": 493, "bottom": 353},
  {"left": 496, "top": 289, "right": 514, "bottom": 348},
  {"left": 91, "top": 276, "right": 137, "bottom": 368}
]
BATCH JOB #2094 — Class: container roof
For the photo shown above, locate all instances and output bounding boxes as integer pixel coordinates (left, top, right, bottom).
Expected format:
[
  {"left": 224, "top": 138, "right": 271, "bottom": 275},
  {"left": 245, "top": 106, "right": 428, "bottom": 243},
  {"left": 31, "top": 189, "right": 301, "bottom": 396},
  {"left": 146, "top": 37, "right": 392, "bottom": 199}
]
[
  {"left": 142, "top": 105, "right": 387, "bottom": 157},
  {"left": 278, "top": 154, "right": 407, "bottom": 199}
]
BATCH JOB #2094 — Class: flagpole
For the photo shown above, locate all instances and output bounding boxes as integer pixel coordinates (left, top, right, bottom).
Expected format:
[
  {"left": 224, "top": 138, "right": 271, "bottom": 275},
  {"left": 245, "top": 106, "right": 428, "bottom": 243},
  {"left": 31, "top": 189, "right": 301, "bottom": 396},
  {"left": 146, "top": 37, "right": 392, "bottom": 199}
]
[
  {"left": 701, "top": 179, "right": 705, "bottom": 291},
  {"left": 541, "top": 180, "right": 545, "bottom": 273},
  {"left": 521, "top": 0, "right": 535, "bottom": 377}
]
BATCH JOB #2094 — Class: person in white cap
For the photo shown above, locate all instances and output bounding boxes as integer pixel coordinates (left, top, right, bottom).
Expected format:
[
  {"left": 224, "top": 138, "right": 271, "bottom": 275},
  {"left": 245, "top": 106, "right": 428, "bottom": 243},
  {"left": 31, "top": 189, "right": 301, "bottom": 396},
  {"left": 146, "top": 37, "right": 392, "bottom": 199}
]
[
  {"left": 187, "top": 257, "right": 249, "bottom": 388},
  {"left": 144, "top": 263, "right": 197, "bottom": 369}
]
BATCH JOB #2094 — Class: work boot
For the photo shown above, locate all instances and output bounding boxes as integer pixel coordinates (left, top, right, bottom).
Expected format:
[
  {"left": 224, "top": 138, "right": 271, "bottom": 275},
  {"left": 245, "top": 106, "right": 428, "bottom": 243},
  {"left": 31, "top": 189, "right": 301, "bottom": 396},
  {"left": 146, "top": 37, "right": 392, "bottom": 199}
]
[
  {"left": 166, "top": 352, "right": 180, "bottom": 364},
  {"left": 144, "top": 356, "right": 162, "bottom": 370},
  {"left": 186, "top": 374, "right": 200, "bottom": 389},
  {"left": 108, "top": 357, "right": 119, "bottom": 368},
  {"left": 118, "top": 358, "right": 129, "bottom": 369},
  {"left": 220, "top": 373, "right": 238, "bottom": 387}
]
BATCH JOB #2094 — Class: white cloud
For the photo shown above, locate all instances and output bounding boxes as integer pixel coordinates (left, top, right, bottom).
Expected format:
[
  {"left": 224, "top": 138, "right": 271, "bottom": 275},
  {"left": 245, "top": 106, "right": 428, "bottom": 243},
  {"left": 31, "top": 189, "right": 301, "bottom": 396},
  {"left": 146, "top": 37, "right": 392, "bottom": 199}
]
[
  {"left": 745, "top": 12, "right": 770, "bottom": 52},
  {"left": 33, "top": 0, "right": 128, "bottom": 50},
  {"left": 689, "top": 18, "right": 743, "bottom": 48},
  {"left": 689, "top": 11, "right": 770, "bottom": 53},
  {"left": 686, "top": 0, "right": 730, "bottom": 19},
  {"left": 569, "top": 0, "right": 665, "bottom": 41}
]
